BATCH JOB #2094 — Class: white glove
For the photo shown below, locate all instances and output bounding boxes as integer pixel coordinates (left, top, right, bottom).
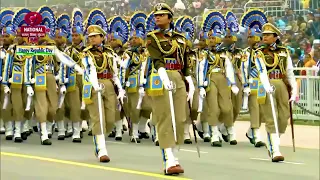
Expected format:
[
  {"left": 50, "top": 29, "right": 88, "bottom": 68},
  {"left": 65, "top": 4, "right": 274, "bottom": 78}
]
[
  {"left": 243, "top": 86, "right": 251, "bottom": 96},
  {"left": 157, "top": 67, "right": 173, "bottom": 90},
  {"left": 289, "top": 93, "right": 299, "bottom": 102},
  {"left": 4, "top": 85, "right": 10, "bottom": 94},
  {"left": 26, "top": 86, "right": 34, "bottom": 96},
  {"left": 138, "top": 87, "right": 145, "bottom": 97},
  {"left": 264, "top": 84, "right": 274, "bottom": 94},
  {"left": 185, "top": 76, "right": 195, "bottom": 102},
  {"left": 117, "top": 88, "right": 126, "bottom": 104},
  {"left": 0, "top": 76, "right": 2, "bottom": 82},
  {"left": 231, "top": 85, "right": 239, "bottom": 95},
  {"left": 74, "top": 64, "right": 84, "bottom": 75},
  {"left": 0, "top": 51, "right": 5, "bottom": 59},
  {"left": 55, "top": 75, "right": 60, "bottom": 81},
  {"left": 60, "top": 85, "right": 66, "bottom": 94},
  {"left": 199, "top": 87, "right": 206, "bottom": 98}
]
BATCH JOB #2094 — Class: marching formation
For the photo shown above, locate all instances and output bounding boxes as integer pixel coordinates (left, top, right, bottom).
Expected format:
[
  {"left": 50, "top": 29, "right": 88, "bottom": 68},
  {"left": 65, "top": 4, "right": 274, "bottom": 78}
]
[{"left": 0, "top": 3, "right": 298, "bottom": 176}]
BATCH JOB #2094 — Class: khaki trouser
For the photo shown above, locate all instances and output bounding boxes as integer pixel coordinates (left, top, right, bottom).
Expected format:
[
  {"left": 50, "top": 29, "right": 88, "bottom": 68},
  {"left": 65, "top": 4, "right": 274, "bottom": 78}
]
[
  {"left": 200, "top": 98, "right": 208, "bottom": 123},
  {"left": 127, "top": 91, "right": 152, "bottom": 124},
  {"left": 56, "top": 74, "right": 82, "bottom": 122},
  {"left": 206, "top": 73, "right": 233, "bottom": 127},
  {"left": 259, "top": 80, "right": 290, "bottom": 133},
  {"left": 232, "top": 75, "right": 243, "bottom": 122},
  {"left": 87, "top": 79, "right": 117, "bottom": 135},
  {"left": 151, "top": 71, "right": 186, "bottom": 149},
  {"left": 34, "top": 73, "right": 58, "bottom": 123},
  {"left": 22, "top": 85, "right": 34, "bottom": 120},
  {"left": 10, "top": 88, "right": 24, "bottom": 121},
  {"left": 248, "top": 94, "right": 261, "bottom": 128},
  {"left": 1, "top": 85, "right": 13, "bottom": 122}
]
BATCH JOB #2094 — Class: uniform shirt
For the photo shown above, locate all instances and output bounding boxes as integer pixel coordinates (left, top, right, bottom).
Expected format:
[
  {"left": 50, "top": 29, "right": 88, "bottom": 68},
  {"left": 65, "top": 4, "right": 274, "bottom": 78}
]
[{"left": 146, "top": 29, "right": 191, "bottom": 76}]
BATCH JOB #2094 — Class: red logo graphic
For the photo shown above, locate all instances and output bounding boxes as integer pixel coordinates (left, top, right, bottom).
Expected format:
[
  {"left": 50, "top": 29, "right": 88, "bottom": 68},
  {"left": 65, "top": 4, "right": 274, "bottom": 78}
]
[
  {"left": 21, "top": 12, "right": 46, "bottom": 43},
  {"left": 24, "top": 12, "right": 42, "bottom": 26}
]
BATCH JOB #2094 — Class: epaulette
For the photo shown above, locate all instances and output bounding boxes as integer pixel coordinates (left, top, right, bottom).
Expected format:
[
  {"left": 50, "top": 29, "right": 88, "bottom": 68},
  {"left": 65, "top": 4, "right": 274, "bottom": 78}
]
[
  {"left": 103, "top": 45, "right": 114, "bottom": 53},
  {"left": 83, "top": 45, "right": 93, "bottom": 52},
  {"left": 276, "top": 45, "right": 288, "bottom": 51},
  {"left": 147, "top": 29, "right": 160, "bottom": 36},
  {"left": 173, "top": 31, "right": 186, "bottom": 38}
]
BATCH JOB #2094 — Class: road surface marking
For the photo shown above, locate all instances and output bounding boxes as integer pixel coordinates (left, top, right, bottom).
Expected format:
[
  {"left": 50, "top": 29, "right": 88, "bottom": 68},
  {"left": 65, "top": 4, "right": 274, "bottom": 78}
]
[
  {"left": 1, "top": 152, "right": 191, "bottom": 180},
  {"left": 106, "top": 140, "right": 128, "bottom": 145},
  {"left": 179, "top": 149, "right": 208, "bottom": 154},
  {"left": 250, "top": 158, "right": 305, "bottom": 165}
]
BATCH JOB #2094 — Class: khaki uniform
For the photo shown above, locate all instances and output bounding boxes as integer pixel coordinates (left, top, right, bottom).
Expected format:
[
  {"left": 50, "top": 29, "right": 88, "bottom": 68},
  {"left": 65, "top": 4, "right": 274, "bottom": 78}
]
[
  {"left": 241, "top": 47, "right": 262, "bottom": 129},
  {"left": 61, "top": 45, "right": 85, "bottom": 122},
  {"left": 0, "top": 46, "right": 13, "bottom": 122},
  {"left": 82, "top": 46, "right": 117, "bottom": 135},
  {"left": 229, "top": 48, "right": 243, "bottom": 122},
  {"left": 146, "top": 30, "right": 190, "bottom": 149},
  {"left": 259, "top": 46, "right": 291, "bottom": 134},
  {"left": 203, "top": 50, "right": 233, "bottom": 126},
  {"left": 124, "top": 48, "right": 152, "bottom": 123},
  {"left": 33, "top": 55, "right": 59, "bottom": 123}
]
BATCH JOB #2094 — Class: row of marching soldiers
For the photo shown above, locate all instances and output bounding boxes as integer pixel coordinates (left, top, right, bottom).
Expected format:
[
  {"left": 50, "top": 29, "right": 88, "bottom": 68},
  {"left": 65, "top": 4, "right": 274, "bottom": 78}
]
[{"left": 0, "top": 3, "right": 298, "bottom": 176}]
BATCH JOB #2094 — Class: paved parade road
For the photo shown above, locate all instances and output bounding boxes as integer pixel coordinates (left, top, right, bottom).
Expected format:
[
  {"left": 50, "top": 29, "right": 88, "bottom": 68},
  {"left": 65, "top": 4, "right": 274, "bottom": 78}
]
[{"left": 1, "top": 123, "right": 319, "bottom": 180}]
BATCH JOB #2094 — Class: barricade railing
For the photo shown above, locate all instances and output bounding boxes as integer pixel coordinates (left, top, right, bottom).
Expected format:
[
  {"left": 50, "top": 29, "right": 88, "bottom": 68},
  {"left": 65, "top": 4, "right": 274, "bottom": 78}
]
[
  {"left": 292, "top": 67, "right": 319, "bottom": 121},
  {"left": 244, "top": 1, "right": 286, "bottom": 17},
  {"left": 265, "top": 9, "right": 311, "bottom": 17},
  {"left": 288, "top": 0, "right": 319, "bottom": 12}
]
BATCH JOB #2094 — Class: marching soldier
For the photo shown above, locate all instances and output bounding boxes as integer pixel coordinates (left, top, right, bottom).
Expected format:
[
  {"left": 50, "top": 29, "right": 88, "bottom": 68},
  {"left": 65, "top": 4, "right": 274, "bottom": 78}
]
[
  {"left": 30, "top": 6, "right": 82, "bottom": 145},
  {"left": 121, "top": 12, "right": 152, "bottom": 143},
  {"left": 54, "top": 13, "right": 72, "bottom": 140},
  {"left": 198, "top": 11, "right": 239, "bottom": 147},
  {"left": 62, "top": 8, "right": 87, "bottom": 142},
  {"left": 16, "top": 8, "right": 36, "bottom": 140},
  {"left": 81, "top": 9, "right": 126, "bottom": 162},
  {"left": 259, "top": 23, "right": 297, "bottom": 162},
  {"left": 196, "top": 31, "right": 211, "bottom": 142},
  {"left": 0, "top": 9, "right": 16, "bottom": 141},
  {"left": 240, "top": 9, "right": 268, "bottom": 147},
  {"left": 219, "top": 11, "right": 242, "bottom": 145},
  {"left": 3, "top": 8, "right": 35, "bottom": 142},
  {"left": 146, "top": 3, "right": 195, "bottom": 175},
  {"left": 29, "top": 6, "right": 59, "bottom": 145},
  {"left": 145, "top": 12, "right": 160, "bottom": 146},
  {"left": 107, "top": 16, "right": 129, "bottom": 140},
  {"left": 174, "top": 16, "right": 197, "bottom": 144}
]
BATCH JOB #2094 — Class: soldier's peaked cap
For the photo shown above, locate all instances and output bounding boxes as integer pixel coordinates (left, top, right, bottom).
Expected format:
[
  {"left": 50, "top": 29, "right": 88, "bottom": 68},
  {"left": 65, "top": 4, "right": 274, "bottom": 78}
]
[
  {"left": 87, "top": 25, "right": 106, "bottom": 37},
  {"left": 262, "top": 23, "right": 281, "bottom": 36},
  {"left": 153, "top": 3, "right": 174, "bottom": 16}
]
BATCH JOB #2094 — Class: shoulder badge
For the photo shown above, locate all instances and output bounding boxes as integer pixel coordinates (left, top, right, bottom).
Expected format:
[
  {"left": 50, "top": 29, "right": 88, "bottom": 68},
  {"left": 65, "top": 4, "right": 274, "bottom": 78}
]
[
  {"left": 83, "top": 45, "right": 93, "bottom": 52},
  {"left": 177, "top": 38, "right": 185, "bottom": 44},
  {"left": 147, "top": 29, "right": 160, "bottom": 37}
]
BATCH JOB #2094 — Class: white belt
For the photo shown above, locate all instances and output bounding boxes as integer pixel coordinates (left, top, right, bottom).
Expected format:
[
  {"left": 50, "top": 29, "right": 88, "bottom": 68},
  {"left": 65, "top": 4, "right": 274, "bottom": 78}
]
[{"left": 211, "top": 68, "right": 221, "bottom": 73}]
